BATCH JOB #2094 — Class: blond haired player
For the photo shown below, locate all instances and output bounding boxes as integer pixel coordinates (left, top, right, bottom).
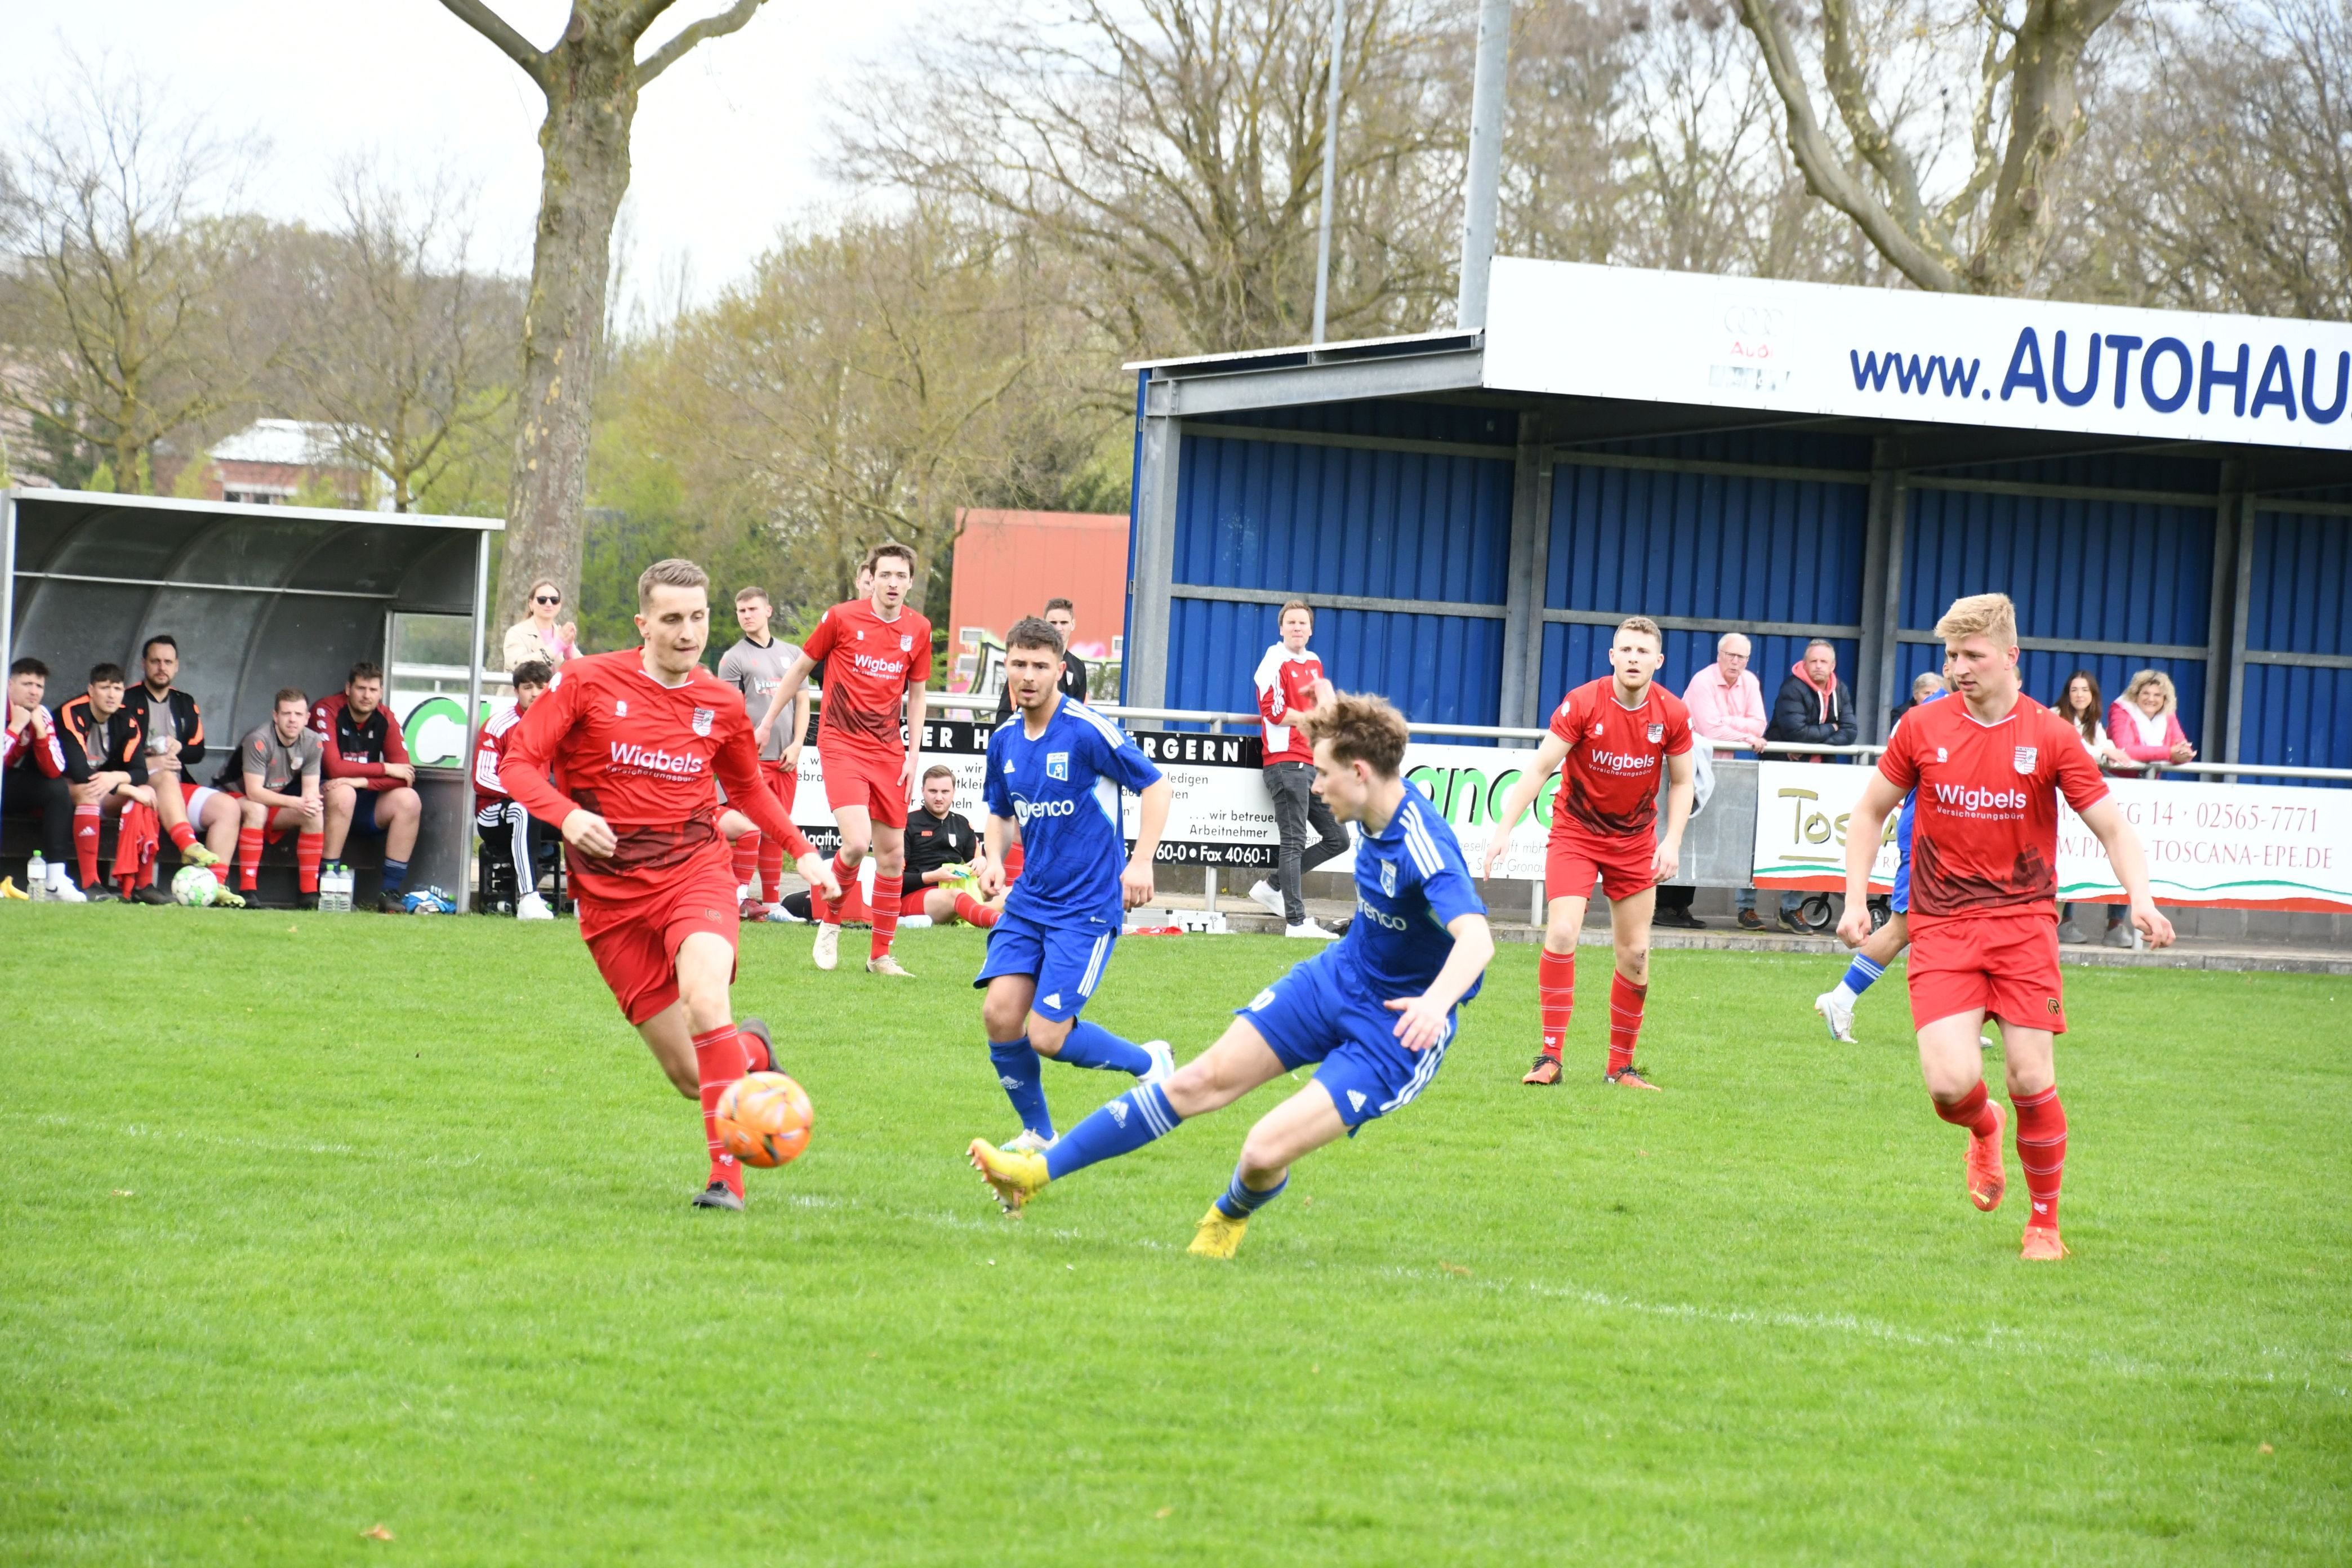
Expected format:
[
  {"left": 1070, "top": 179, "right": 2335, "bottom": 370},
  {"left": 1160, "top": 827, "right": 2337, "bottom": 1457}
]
[
  {"left": 1839, "top": 592, "right": 2173, "bottom": 1260},
  {"left": 1485, "top": 616, "right": 1696, "bottom": 1089}
]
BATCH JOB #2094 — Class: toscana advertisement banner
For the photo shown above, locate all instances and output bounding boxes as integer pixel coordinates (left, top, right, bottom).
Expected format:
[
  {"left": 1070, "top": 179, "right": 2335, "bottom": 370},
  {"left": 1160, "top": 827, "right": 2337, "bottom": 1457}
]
[{"left": 1749, "top": 760, "right": 2352, "bottom": 912}]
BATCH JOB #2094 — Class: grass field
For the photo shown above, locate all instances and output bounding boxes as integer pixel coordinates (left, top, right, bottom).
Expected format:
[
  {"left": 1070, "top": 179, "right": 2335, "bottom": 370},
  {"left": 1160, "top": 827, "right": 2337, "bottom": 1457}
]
[{"left": 2, "top": 906, "right": 2346, "bottom": 1565}]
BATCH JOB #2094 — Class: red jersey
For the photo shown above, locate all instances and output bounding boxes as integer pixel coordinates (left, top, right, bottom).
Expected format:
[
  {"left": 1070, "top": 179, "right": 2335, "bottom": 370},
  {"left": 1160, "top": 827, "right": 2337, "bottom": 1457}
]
[
  {"left": 1548, "top": 677, "right": 1693, "bottom": 838},
  {"left": 4, "top": 706, "right": 66, "bottom": 776},
  {"left": 801, "top": 598, "right": 932, "bottom": 753},
  {"left": 472, "top": 706, "right": 524, "bottom": 809},
  {"left": 311, "top": 693, "right": 412, "bottom": 792},
  {"left": 497, "top": 649, "right": 813, "bottom": 899},
  {"left": 1877, "top": 691, "right": 2109, "bottom": 920},
  {"left": 1253, "top": 643, "right": 1324, "bottom": 764}
]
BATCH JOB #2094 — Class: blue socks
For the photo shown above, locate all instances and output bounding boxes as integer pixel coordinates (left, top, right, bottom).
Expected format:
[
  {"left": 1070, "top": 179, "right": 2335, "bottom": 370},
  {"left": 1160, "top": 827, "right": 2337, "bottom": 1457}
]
[
  {"left": 1214, "top": 1168, "right": 1288, "bottom": 1219},
  {"left": 381, "top": 856, "right": 410, "bottom": 895},
  {"left": 990, "top": 1039, "right": 1054, "bottom": 1141},
  {"left": 1053, "top": 1020, "right": 1153, "bottom": 1075},
  {"left": 1836, "top": 953, "right": 1886, "bottom": 1004},
  {"left": 1044, "top": 1083, "right": 1180, "bottom": 1181}
]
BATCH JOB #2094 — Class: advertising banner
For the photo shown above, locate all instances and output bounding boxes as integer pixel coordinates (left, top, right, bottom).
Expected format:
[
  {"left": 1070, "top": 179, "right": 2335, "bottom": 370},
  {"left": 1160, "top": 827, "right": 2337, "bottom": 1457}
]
[{"left": 1749, "top": 760, "right": 2352, "bottom": 912}]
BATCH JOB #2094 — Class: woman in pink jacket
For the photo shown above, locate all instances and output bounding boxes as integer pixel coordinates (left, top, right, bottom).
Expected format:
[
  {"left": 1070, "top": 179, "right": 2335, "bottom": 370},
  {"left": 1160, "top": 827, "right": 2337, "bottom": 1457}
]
[{"left": 2108, "top": 670, "right": 2197, "bottom": 772}]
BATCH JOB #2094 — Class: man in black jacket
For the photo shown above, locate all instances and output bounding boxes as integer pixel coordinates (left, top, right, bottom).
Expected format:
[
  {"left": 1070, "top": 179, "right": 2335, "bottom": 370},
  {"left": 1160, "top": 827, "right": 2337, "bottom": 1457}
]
[
  {"left": 1763, "top": 639, "right": 1858, "bottom": 932},
  {"left": 992, "top": 598, "right": 1088, "bottom": 722},
  {"left": 122, "top": 634, "right": 234, "bottom": 870},
  {"left": 56, "top": 663, "right": 157, "bottom": 901}
]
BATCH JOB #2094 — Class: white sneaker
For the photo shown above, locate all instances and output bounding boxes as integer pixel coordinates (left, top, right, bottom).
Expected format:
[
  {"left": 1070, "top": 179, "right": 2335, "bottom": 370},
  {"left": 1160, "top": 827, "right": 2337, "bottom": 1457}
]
[
  {"left": 1285, "top": 919, "right": 1339, "bottom": 939},
  {"left": 1813, "top": 988, "right": 1856, "bottom": 1044},
  {"left": 515, "top": 891, "right": 554, "bottom": 921},
  {"left": 764, "top": 902, "right": 804, "bottom": 924},
  {"left": 898, "top": 914, "right": 934, "bottom": 929},
  {"left": 866, "top": 954, "right": 913, "bottom": 978},
  {"left": 1004, "top": 1129, "right": 1057, "bottom": 1156},
  {"left": 1140, "top": 1039, "right": 1175, "bottom": 1085},
  {"left": 1246, "top": 879, "right": 1286, "bottom": 917},
  {"left": 49, "top": 879, "right": 88, "bottom": 904},
  {"left": 812, "top": 923, "right": 840, "bottom": 970}
]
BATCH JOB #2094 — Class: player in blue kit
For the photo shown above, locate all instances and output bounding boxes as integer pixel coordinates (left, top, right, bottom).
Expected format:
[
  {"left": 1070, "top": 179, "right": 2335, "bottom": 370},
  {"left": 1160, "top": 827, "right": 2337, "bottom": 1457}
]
[
  {"left": 968, "top": 692, "right": 1496, "bottom": 1258},
  {"left": 973, "top": 617, "right": 1177, "bottom": 1147}
]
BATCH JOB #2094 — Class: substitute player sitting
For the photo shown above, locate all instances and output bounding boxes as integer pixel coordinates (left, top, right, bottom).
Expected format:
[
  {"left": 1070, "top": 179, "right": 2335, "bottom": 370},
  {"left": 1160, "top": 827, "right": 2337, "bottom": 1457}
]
[
  {"left": 498, "top": 558, "right": 840, "bottom": 1212},
  {"left": 1484, "top": 616, "right": 1695, "bottom": 1089},
  {"left": 968, "top": 693, "right": 1495, "bottom": 1259},
  {"left": 969, "top": 617, "right": 1174, "bottom": 1150},
  {"left": 754, "top": 542, "right": 930, "bottom": 977},
  {"left": 1837, "top": 593, "right": 2173, "bottom": 1262},
  {"left": 223, "top": 689, "right": 324, "bottom": 907}
]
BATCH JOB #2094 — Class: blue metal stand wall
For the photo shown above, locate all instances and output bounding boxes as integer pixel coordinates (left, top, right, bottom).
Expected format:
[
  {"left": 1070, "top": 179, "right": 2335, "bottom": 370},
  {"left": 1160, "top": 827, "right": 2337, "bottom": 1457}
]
[{"left": 2234, "top": 493, "right": 2352, "bottom": 778}]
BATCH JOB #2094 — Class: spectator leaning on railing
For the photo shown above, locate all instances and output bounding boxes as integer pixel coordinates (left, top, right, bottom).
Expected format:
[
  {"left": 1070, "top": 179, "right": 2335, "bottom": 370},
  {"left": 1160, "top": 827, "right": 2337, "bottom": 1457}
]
[
  {"left": 1678, "top": 631, "right": 1769, "bottom": 929},
  {"left": 2109, "top": 670, "right": 2196, "bottom": 772},
  {"left": 2053, "top": 670, "right": 2137, "bottom": 948},
  {"left": 1763, "top": 638, "right": 1857, "bottom": 932}
]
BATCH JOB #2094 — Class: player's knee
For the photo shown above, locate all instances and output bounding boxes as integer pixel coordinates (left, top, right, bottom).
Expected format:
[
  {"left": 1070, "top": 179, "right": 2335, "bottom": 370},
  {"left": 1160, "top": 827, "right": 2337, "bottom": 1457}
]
[
  {"left": 981, "top": 995, "right": 1026, "bottom": 1040},
  {"left": 239, "top": 799, "right": 265, "bottom": 826},
  {"left": 1026, "top": 1014, "right": 1073, "bottom": 1055},
  {"left": 1616, "top": 945, "right": 1650, "bottom": 983}
]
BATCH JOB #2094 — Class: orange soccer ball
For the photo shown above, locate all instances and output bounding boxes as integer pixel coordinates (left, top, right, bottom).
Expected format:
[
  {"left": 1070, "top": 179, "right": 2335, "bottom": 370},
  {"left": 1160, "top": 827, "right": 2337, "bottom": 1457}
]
[{"left": 716, "top": 1071, "right": 814, "bottom": 1169}]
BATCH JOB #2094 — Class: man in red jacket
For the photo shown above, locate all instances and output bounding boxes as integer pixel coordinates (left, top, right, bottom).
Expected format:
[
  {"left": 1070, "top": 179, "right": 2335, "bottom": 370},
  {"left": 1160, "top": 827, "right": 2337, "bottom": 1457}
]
[{"left": 313, "top": 662, "right": 423, "bottom": 912}]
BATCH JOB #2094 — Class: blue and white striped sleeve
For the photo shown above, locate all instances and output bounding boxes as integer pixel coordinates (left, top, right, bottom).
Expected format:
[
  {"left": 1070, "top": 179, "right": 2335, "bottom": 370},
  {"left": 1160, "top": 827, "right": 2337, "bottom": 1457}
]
[{"left": 1401, "top": 796, "right": 1486, "bottom": 925}]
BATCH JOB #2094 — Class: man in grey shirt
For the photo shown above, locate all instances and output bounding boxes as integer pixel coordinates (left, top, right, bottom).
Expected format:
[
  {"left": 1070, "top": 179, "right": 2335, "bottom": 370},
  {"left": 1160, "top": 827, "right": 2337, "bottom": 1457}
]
[{"left": 716, "top": 585, "right": 810, "bottom": 910}]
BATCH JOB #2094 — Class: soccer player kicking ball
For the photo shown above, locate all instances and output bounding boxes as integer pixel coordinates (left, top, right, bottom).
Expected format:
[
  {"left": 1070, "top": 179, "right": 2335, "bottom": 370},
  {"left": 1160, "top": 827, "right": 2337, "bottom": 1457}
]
[
  {"left": 967, "top": 693, "right": 1495, "bottom": 1259},
  {"left": 754, "top": 542, "right": 930, "bottom": 978},
  {"left": 967, "top": 617, "right": 1175, "bottom": 1150},
  {"left": 1485, "top": 616, "right": 1696, "bottom": 1089},
  {"left": 1838, "top": 593, "right": 2173, "bottom": 1261},
  {"left": 498, "top": 558, "right": 841, "bottom": 1213}
]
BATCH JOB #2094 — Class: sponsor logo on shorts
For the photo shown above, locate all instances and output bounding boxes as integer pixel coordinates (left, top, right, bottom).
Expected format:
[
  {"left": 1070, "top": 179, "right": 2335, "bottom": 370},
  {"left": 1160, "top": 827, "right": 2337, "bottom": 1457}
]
[{"left": 2046, "top": 996, "right": 2061, "bottom": 1013}]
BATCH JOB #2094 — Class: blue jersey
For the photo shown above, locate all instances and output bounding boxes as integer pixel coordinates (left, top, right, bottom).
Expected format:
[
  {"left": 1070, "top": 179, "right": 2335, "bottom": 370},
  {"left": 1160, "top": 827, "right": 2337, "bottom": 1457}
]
[
  {"left": 1339, "top": 784, "right": 1487, "bottom": 1003},
  {"left": 985, "top": 698, "right": 1162, "bottom": 926},
  {"left": 1891, "top": 689, "right": 1947, "bottom": 865}
]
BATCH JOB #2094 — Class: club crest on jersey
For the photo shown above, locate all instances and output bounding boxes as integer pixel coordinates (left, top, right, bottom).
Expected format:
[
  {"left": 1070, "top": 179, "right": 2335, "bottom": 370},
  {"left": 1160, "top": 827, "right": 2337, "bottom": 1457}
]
[
  {"left": 1046, "top": 751, "right": 1069, "bottom": 781},
  {"left": 615, "top": 699, "right": 628, "bottom": 716},
  {"left": 691, "top": 707, "right": 714, "bottom": 737},
  {"left": 1936, "top": 746, "right": 1948, "bottom": 763},
  {"left": 2013, "top": 745, "right": 2037, "bottom": 773},
  {"left": 1590, "top": 722, "right": 1605, "bottom": 738},
  {"left": 1646, "top": 722, "right": 1664, "bottom": 743},
  {"left": 899, "top": 634, "right": 914, "bottom": 653},
  {"left": 1380, "top": 859, "right": 1397, "bottom": 897}
]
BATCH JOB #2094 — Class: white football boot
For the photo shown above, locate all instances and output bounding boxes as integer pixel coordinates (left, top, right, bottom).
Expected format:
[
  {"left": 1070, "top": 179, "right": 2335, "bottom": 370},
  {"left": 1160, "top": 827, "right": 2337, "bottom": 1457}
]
[
  {"left": 1814, "top": 988, "right": 1857, "bottom": 1044},
  {"left": 811, "top": 923, "right": 840, "bottom": 970}
]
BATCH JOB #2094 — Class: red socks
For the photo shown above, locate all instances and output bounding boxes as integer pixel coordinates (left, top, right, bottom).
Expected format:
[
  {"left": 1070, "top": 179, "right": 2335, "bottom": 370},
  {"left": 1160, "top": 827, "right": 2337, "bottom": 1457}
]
[
  {"left": 1607, "top": 972, "right": 1647, "bottom": 1076},
  {"left": 732, "top": 831, "right": 760, "bottom": 890},
  {"left": 1537, "top": 950, "right": 1574, "bottom": 1058},
  {"left": 758, "top": 835, "right": 783, "bottom": 906},
  {"left": 952, "top": 892, "right": 999, "bottom": 929},
  {"left": 237, "top": 825, "right": 264, "bottom": 890},
  {"left": 1933, "top": 1079, "right": 2003, "bottom": 1140},
  {"left": 296, "top": 830, "right": 323, "bottom": 893},
  {"left": 870, "top": 892, "right": 899, "bottom": 961},
  {"left": 815, "top": 854, "right": 854, "bottom": 925},
  {"left": 168, "top": 820, "right": 198, "bottom": 853},
  {"left": 2013, "top": 1086, "right": 2068, "bottom": 1230},
  {"left": 74, "top": 804, "right": 101, "bottom": 887},
  {"left": 692, "top": 1023, "right": 749, "bottom": 1196}
]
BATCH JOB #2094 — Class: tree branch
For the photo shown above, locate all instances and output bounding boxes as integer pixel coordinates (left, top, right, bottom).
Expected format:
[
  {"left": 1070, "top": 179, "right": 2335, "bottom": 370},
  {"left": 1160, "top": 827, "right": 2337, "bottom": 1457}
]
[
  {"left": 638, "top": 0, "right": 768, "bottom": 87},
  {"left": 436, "top": 0, "right": 551, "bottom": 91}
]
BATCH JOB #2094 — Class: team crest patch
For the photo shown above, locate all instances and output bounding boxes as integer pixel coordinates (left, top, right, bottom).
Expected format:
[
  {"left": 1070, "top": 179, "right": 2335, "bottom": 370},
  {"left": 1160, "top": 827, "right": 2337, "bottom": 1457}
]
[
  {"left": 1936, "top": 746, "right": 1948, "bottom": 763},
  {"left": 614, "top": 698, "right": 628, "bottom": 716},
  {"left": 692, "top": 707, "right": 714, "bottom": 737},
  {"left": 1046, "top": 751, "right": 1070, "bottom": 781},
  {"left": 1380, "top": 859, "right": 1397, "bottom": 897},
  {"left": 1591, "top": 723, "right": 1605, "bottom": 738},
  {"left": 2013, "top": 745, "right": 2038, "bottom": 773},
  {"left": 1646, "top": 722, "right": 1665, "bottom": 743},
  {"left": 899, "top": 634, "right": 914, "bottom": 652}
]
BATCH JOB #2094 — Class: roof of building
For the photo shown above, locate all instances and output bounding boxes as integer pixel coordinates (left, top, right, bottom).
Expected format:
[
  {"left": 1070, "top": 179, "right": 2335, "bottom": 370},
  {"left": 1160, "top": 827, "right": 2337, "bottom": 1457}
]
[{"left": 208, "top": 418, "right": 345, "bottom": 466}]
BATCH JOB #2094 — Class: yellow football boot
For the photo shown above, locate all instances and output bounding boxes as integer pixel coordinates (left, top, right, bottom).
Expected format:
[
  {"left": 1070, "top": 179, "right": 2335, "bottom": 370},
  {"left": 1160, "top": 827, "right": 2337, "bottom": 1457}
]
[
  {"left": 1187, "top": 1205, "right": 1249, "bottom": 1259},
  {"left": 967, "top": 1138, "right": 1048, "bottom": 1214}
]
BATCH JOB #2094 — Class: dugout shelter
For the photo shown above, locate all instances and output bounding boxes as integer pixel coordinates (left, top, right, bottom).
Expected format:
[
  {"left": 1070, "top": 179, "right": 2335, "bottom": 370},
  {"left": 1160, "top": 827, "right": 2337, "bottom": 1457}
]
[
  {"left": 2, "top": 487, "right": 498, "bottom": 908},
  {"left": 1121, "top": 259, "right": 2352, "bottom": 787}
]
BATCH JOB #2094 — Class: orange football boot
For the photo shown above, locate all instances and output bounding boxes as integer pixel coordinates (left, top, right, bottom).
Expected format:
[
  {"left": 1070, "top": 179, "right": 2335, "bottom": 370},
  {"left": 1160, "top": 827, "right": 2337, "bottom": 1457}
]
[
  {"left": 2020, "top": 1226, "right": 2070, "bottom": 1262},
  {"left": 1966, "top": 1100, "right": 2007, "bottom": 1212},
  {"left": 1522, "top": 1053, "right": 1563, "bottom": 1086}
]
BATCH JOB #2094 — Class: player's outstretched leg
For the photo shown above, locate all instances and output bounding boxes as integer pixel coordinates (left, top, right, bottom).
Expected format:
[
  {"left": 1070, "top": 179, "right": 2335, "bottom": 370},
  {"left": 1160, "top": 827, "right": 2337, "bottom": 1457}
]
[
  {"left": 1602, "top": 886, "right": 1660, "bottom": 1090},
  {"left": 1525, "top": 893, "right": 1583, "bottom": 1086},
  {"left": 1187, "top": 1081, "right": 1346, "bottom": 1259},
  {"left": 1817, "top": 912, "right": 1907, "bottom": 1044},
  {"left": 1995, "top": 1022, "right": 2070, "bottom": 1259},
  {"left": 1919, "top": 1009, "right": 2008, "bottom": 1218},
  {"left": 967, "top": 1017, "right": 1286, "bottom": 1214},
  {"left": 635, "top": 931, "right": 755, "bottom": 1210}
]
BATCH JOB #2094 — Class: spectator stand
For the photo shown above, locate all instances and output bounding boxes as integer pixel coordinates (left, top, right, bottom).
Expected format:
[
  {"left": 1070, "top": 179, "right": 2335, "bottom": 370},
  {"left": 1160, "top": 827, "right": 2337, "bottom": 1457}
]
[{"left": 2, "top": 487, "right": 498, "bottom": 908}]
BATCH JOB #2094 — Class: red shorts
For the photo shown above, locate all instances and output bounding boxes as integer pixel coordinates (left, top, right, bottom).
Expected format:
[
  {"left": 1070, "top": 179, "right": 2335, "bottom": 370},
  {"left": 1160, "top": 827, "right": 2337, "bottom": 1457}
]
[
  {"left": 1545, "top": 823, "right": 1656, "bottom": 903},
  {"left": 1906, "top": 911, "right": 2068, "bottom": 1035},
  {"left": 821, "top": 745, "right": 908, "bottom": 828},
  {"left": 576, "top": 853, "right": 740, "bottom": 1026}
]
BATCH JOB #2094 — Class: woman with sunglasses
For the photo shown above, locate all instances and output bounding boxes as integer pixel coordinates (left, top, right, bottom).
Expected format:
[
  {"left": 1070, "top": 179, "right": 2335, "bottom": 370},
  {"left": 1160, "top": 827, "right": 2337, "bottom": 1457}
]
[{"left": 503, "top": 578, "right": 581, "bottom": 675}]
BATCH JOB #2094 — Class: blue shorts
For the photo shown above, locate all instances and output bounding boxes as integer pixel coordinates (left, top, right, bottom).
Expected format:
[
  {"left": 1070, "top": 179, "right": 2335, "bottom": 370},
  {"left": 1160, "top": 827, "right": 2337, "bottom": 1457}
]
[
  {"left": 1236, "top": 947, "right": 1454, "bottom": 1132},
  {"left": 1892, "top": 850, "right": 1911, "bottom": 915},
  {"left": 348, "top": 789, "right": 387, "bottom": 836},
  {"left": 973, "top": 907, "right": 1118, "bottom": 1023}
]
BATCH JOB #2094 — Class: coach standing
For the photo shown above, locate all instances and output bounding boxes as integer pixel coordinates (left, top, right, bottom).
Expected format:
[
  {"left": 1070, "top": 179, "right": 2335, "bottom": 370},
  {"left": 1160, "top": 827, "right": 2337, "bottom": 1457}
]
[{"left": 1246, "top": 601, "right": 1346, "bottom": 939}]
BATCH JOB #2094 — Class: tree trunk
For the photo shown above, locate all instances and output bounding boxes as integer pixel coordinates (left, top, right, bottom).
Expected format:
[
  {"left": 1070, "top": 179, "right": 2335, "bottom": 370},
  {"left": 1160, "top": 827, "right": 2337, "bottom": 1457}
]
[
  {"left": 497, "top": 20, "right": 642, "bottom": 634},
  {"left": 1973, "top": 0, "right": 2100, "bottom": 293}
]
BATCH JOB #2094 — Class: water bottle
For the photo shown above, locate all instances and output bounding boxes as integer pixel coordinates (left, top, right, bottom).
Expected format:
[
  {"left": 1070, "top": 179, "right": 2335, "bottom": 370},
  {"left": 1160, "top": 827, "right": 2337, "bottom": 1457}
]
[
  {"left": 27, "top": 851, "right": 46, "bottom": 902},
  {"left": 320, "top": 862, "right": 354, "bottom": 914}
]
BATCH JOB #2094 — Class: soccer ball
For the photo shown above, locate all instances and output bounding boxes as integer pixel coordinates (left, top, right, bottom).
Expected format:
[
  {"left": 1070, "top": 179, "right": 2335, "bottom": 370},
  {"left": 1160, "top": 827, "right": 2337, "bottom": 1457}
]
[
  {"left": 171, "top": 865, "right": 220, "bottom": 907},
  {"left": 715, "top": 1071, "right": 814, "bottom": 1168}
]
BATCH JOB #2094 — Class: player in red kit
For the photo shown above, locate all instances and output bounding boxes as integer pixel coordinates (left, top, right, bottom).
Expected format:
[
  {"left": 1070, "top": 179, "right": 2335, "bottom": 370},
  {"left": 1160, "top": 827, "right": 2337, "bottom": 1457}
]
[
  {"left": 498, "top": 558, "right": 841, "bottom": 1212},
  {"left": 1839, "top": 593, "right": 2173, "bottom": 1261},
  {"left": 1485, "top": 616, "right": 1696, "bottom": 1089},
  {"left": 754, "top": 541, "right": 932, "bottom": 978}
]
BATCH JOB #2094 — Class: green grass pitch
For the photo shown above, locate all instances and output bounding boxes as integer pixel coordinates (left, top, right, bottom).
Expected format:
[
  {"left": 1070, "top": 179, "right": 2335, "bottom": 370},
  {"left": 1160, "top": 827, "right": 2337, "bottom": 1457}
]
[{"left": 2, "top": 906, "right": 2346, "bottom": 1564}]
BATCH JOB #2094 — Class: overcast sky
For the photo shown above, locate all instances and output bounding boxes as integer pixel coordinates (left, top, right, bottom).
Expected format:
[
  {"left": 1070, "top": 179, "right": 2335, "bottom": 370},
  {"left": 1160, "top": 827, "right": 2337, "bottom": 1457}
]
[{"left": 12, "top": 0, "right": 926, "bottom": 311}]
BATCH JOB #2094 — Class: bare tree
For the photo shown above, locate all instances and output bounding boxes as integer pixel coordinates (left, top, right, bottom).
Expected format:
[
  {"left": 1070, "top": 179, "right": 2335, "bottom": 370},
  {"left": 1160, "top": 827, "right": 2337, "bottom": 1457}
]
[
  {"left": 433, "top": 0, "right": 772, "bottom": 626},
  {"left": 284, "top": 163, "right": 522, "bottom": 511},
  {"left": 843, "top": 0, "right": 1469, "bottom": 356},
  {"left": 1736, "top": 0, "right": 2130, "bottom": 294},
  {"left": 0, "top": 64, "right": 271, "bottom": 492}
]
